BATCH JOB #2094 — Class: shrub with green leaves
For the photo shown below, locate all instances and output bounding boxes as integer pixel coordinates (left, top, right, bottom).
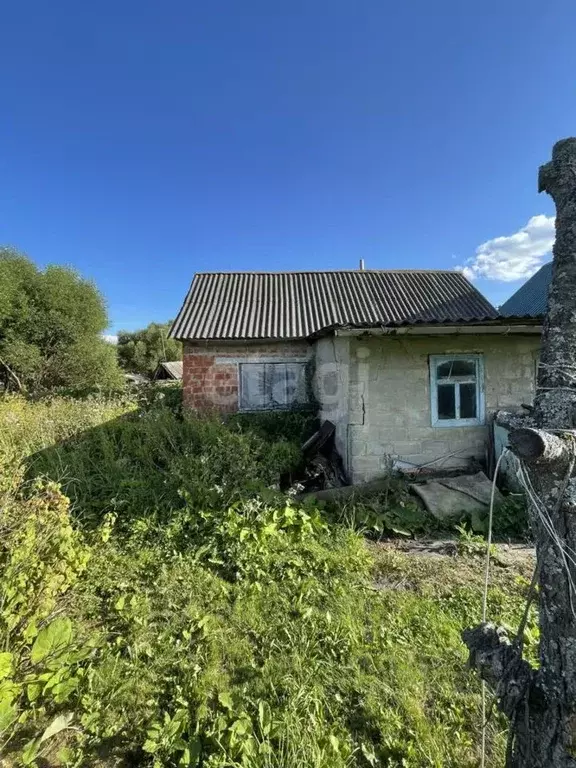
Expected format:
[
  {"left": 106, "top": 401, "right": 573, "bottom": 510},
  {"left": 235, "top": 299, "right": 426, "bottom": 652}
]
[
  {"left": 0, "top": 247, "right": 123, "bottom": 393},
  {"left": 0, "top": 481, "right": 95, "bottom": 761}
]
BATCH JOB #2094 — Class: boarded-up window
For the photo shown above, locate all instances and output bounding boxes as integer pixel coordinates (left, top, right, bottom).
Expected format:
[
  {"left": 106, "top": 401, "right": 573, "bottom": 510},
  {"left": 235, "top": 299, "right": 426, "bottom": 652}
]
[{"left": 239, "top": 363, "right": 308, "bottom": 410}]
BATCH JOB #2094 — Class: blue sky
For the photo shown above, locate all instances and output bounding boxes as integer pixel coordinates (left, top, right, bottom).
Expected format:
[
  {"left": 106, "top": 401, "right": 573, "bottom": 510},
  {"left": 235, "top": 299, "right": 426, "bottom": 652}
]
[{"left": 2, "top": 0, "right": 574, "bottom": 334}]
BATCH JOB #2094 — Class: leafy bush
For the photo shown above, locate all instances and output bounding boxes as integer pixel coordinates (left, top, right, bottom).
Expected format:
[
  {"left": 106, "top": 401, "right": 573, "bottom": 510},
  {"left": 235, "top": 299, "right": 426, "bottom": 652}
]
[
  {"left": 0, "top": 248, "right": 123, "bottom": 392},
  {"left": 454, "top": 522, "right": 496, "bottom": 557},
  {"left": 0, "top": 481, "right": 98, "bottom": 761},
  {"left": 491, "top": 493, "right": 531, "bottom": 538}
]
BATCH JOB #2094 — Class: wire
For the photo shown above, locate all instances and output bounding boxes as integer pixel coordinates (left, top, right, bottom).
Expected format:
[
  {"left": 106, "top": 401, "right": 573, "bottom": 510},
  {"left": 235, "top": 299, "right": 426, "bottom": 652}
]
[
  {"left": 519, "top": 477, "right": 576, "bottom": 617},
  {"left": 482, "top": 450, "right": 506, "bottom": 621},
  {"left": 480, "top": 448, "right": 507, "bottom": 768},
  {"left": 515, "top": 450, "right": 576, "bottom": 618},
  {"left": 502, "top": 440, "right": 576, "bottom": 763}
]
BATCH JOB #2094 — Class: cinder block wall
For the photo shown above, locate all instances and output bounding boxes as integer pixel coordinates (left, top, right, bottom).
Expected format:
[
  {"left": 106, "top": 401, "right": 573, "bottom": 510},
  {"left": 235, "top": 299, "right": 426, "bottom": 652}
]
[
  {"left": 314, "top": 336, "right": 350, "bottom": 469},
  {"left": 183, "top": 341, "right": 311, "bottom": 412},
  {"left": 346, "top": 334, "right": 540, "bottom": 482}
]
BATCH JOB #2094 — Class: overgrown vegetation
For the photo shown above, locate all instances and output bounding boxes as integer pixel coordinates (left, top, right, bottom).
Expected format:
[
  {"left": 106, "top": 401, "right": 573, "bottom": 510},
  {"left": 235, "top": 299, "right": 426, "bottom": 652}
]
[
  {"left": 0, "top": 395, "right": 535, "bottom": 767},
  {"left": 0, "top": 248, "right": 122, "bottom": 393},
  {"left": 117, "top": 322, "right": 182, "bottom": 377},
  {"left": 324, "top": 468, "right": 436, "bottom": 538},
  {"left": 325, "top": 471, "right": 530, "bottom": 542}
]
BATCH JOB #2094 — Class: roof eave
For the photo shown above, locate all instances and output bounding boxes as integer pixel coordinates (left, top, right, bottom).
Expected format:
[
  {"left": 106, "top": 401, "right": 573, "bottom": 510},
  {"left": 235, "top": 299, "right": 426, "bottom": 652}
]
[
  {"left": 176, "top": 316, "right": 542, "bottom": 343},
  {"left": 329, "top": 318, "right": 542, "bottom": 337},
  {"left": 177, "top": 335, "right": 312, "bottom": 344}
]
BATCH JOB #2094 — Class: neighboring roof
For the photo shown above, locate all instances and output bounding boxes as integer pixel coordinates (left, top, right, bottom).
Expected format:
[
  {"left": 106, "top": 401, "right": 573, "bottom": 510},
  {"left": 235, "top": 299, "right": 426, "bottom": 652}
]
[
  {"left": 153, "top": 361, "right": 183, "bottom": 379},
  {"left": 499, "top": 262, "right": 553, "bottom": 318},
  {"left": 170, "top": 270, "right": 498, "bottom": 341}
]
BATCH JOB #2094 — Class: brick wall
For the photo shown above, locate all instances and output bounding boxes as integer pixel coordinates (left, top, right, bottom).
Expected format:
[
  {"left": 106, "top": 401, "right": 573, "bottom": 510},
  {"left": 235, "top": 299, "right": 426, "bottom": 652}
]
[
  {"left": 343, "top": 334, "right": 541, "bottom": 482},
  {"left": 182, "top": 341, "right": 312, "bottom": 412}
]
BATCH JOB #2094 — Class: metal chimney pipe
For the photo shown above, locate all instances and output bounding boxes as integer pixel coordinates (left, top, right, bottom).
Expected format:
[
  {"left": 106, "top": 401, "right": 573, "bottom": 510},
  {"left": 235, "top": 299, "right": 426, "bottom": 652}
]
[{"left": 359, "top": 259, "right": 365, "bottom": 270}]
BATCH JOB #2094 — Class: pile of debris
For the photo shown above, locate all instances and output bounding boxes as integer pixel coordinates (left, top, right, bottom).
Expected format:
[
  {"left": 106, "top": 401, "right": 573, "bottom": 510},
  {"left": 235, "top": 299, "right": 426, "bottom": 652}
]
[
  {"left": 284, "top": 420, "right": 347, "bottom": 494},
  {"left": 288, "top": 421, "right": 506, "bottom": 528}
]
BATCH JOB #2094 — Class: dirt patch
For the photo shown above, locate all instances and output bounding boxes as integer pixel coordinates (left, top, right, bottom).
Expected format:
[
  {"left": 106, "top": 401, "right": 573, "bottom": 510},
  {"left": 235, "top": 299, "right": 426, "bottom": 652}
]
[
  {"left": 368, "top": 538, "right": 536, "bottom": 595},
  {"left": 369, "top": 537, "right": 535, "bottom": 572}
]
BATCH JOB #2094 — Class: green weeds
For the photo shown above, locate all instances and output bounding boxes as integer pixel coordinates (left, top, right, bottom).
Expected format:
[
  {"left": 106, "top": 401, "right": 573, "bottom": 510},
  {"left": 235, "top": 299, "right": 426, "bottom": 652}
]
[{"left": 0, "top": 395, "right": 533, "bottom": 767}]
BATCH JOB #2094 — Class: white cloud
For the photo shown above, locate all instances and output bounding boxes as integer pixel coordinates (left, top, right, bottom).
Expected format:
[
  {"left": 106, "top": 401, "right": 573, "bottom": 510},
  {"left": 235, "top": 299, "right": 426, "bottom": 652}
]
[
  {"left": 458, "top": 214, "right": 555, "bottom": 282},
  {"left": 103, "top": 334, "right": 118, "bottom": 345}
]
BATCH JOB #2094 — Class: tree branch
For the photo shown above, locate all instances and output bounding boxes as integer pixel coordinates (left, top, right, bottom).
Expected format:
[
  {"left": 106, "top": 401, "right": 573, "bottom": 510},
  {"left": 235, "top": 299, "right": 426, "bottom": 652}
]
[
  {"left": 508, "top": 428, "right": 569, "bottom": 463},
  {"left": 0, "top": 356, "right": 23, "bottom": 392}
]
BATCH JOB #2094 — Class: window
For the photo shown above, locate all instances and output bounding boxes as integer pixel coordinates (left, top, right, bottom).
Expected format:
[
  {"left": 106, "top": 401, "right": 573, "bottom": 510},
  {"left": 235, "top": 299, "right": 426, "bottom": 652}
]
[
  {"left": 429, "top": 355, "right": 484, "bottom": 427},
  {"left": 239, "top": 362, "right": 308, "bottom": 411}
]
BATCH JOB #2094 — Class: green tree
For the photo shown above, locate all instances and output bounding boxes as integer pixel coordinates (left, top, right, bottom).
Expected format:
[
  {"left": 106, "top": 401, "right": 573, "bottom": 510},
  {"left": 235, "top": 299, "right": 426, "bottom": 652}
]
[
  {"left": 0, "top": 247, "right": 123, "bottom": 392},
  {"left": 117, "top": 322, "right": 181, "bottom": 376}
]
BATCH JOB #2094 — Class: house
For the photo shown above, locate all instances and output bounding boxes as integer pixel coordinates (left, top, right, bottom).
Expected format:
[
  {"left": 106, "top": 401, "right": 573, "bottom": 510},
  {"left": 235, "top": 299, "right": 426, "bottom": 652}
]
[
  {"left": 500, "top": 261, "right": 552, "bottom": 318},
  {"left": 169, "top": 270, "right": 542, "bottom": 483},
  {"left": 153, "top": 361, "right": 183, "bottom": 381}
]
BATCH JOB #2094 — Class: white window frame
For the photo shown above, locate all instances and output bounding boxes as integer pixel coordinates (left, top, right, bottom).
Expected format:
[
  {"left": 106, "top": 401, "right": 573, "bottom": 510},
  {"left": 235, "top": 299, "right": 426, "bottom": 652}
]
[
  {"left": 238, "top": 361, "right": 308, "bottom": 412},
  {"left": 429, "top": 354, "right": 485, "bottom": 428}
]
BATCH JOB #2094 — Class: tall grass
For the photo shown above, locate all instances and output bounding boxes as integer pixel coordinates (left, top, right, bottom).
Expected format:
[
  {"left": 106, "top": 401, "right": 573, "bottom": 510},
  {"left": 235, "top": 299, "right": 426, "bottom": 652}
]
[{"left": 0, "top": 395, "right": 534, "bottom": 767}]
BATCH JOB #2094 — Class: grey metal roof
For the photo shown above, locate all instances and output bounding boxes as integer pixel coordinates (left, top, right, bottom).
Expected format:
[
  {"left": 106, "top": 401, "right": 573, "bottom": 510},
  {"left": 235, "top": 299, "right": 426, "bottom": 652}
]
[
  {"left": 500, "top": 262, "right": 552, "bottom": 318},
  {"left": 154, "top": 361, "right": 183, "bottom": 379},
  {"left": 170, "top": 270, "right": 498, "bottom": 341}
]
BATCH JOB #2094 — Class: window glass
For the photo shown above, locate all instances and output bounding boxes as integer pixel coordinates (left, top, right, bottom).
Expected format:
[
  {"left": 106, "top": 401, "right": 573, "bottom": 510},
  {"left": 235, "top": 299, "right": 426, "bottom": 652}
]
[
  {"left": 460, "top": 382, "right": 477, "bottom": 419},
  {"left": 437, "top": 383, "right": 456, "bottom": 419},
  {"left": 430, "top": 355, "right": 483, "bottom": 426},
  {"left": 437, "top": 360, "right": 476, "bottom": 379},
  {"left": 269, "top": 364, "right": 288, "bottom": 407}
]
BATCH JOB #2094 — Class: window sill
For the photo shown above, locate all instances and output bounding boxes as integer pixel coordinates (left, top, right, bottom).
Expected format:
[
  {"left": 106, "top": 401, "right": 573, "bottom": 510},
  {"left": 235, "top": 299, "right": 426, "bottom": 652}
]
[
  {"left": 431, "top": 418, "right": 485, "bottom": 428},
  {"left": 238, "top": 404, "right": 312, "bottom": 413}
]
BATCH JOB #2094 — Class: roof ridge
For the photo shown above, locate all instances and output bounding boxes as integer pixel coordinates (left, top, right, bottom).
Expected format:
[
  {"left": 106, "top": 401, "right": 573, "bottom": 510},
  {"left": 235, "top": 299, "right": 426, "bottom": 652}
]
[{"left": 193, "top": 269, "right": 462, "bottom": 275}]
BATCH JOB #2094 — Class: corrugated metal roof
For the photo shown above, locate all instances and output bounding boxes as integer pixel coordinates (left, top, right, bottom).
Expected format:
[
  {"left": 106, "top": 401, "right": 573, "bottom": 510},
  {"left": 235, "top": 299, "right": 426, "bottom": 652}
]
[
  {"left": 499, "top": 262, "right": 553, "bottom": 318},
  {"left": 170, "top": 270, "right": 498, "bottom": 341},
  {"left": 154, "top": 361, "right": 183, "bottom": 379}
]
